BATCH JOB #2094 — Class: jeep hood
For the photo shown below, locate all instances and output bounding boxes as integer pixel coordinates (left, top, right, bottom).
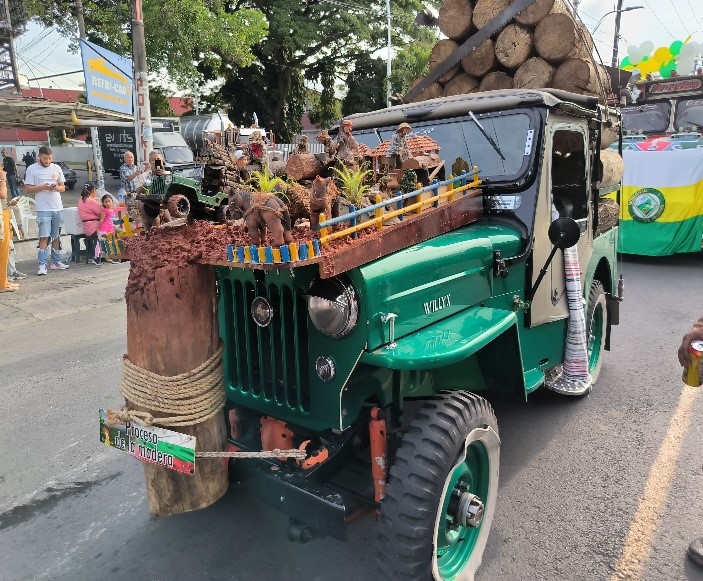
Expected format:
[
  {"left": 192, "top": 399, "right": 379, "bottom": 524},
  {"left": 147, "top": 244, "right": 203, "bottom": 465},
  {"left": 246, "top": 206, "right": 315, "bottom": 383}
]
[{"left": 356, "top": 222, "right": 523, "bottom": 351}]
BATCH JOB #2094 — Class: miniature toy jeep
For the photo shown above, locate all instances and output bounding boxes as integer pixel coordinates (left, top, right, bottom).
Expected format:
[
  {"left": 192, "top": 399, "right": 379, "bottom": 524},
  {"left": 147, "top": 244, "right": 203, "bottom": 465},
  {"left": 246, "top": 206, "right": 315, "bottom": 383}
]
[
  {"left": 136, "top": 173, "right": 229, "bottom": 222},
  {"left": 214, "top": 88, "right": 622, "bottom": 580}
]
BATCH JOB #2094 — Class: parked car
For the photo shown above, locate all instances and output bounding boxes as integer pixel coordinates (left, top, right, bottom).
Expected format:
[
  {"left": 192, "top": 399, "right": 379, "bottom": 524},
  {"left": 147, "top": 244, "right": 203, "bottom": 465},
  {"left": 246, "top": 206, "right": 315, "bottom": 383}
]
[{"left": 57, "top": 161, "right": 77, "bottom": 190}]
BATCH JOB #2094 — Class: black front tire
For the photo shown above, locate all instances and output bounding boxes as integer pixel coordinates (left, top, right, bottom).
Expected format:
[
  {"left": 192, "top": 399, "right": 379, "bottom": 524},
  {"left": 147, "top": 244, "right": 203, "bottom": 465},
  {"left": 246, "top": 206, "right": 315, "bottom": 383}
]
[
  {"left": 166, "top": 194, "right": 190, "bottom": 219},
  {"left": 377, "top": 392, "right": 500, "bottom": 581}
]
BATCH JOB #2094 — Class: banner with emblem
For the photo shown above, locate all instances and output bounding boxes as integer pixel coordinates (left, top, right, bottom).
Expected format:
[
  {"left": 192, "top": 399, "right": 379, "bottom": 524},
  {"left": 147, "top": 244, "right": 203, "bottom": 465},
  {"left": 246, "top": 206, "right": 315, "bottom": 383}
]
[{"left": 615, "top": 149, "right": 703, "bottom": 256}]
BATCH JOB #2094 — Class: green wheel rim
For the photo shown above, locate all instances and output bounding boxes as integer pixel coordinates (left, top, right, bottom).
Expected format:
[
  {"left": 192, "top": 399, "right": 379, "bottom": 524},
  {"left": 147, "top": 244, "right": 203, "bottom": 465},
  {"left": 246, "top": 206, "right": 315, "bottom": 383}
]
[
  {"left": 436, "top": 439, "right": 491, "bottom": 580},
  {"left": 587, "top": 302, "right": 604, "bottom": 374}
]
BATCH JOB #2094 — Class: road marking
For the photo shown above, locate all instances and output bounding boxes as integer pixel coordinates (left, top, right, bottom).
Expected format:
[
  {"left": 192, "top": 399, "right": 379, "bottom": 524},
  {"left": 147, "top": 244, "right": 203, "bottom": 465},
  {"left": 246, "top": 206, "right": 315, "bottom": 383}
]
[{"left": 610, "top": 385, "right": 699, "bottom": 580}]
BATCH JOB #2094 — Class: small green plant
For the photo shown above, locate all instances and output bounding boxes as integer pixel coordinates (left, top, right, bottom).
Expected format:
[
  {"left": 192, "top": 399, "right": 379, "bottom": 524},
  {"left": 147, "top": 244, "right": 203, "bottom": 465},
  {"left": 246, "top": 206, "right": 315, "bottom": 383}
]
[
  {"left": 247, "top": 166, "right": 287, "bottom": 193},
  {"left": 333, "top": 164, "right": 372, "bottom": 207},
  {"left": 399, "top": 170, "right": 418, "bottom": 194}
]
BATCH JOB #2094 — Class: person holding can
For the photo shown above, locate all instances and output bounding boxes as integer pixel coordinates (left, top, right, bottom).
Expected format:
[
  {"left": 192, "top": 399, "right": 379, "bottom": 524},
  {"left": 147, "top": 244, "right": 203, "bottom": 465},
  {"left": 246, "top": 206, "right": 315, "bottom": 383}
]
[{"left": 679, "top": 315, "right": 703, "bottom": 567}]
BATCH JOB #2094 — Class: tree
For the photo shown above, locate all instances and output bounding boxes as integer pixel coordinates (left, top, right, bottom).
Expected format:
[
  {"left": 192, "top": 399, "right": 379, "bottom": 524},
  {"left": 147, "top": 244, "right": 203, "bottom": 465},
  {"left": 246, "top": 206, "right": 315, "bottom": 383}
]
[
  {"left": 23, "top": 0, "right": 267, "bottom": 87},
  {"left": 149, "top": 86, "right": 174, "bottom": 117},
  {"left": 342, "top": 55, "right": 386, "bottom": 116},
  {"left": 309, "top": 67, "right": 341, "bottom": 129},
  {"left": 389, "top": 35, "right": 435, "bottom": 95},
  {"left": 210, "top": 0, "right": 440, "bottom": 140}
]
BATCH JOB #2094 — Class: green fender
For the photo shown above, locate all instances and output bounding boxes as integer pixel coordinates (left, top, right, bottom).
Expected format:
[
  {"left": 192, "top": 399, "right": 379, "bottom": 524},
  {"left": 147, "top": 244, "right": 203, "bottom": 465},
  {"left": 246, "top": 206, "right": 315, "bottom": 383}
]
[{"left": 360, "top": 306, "right": 528, "bottom": 397}]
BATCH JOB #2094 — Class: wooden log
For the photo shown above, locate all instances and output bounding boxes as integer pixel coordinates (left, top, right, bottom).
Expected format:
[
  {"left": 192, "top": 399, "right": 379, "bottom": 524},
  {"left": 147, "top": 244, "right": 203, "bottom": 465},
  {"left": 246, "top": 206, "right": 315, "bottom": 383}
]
[
  {"left": 473, "top": 0, "right": 509, "bottom": 29},
  {"left": 439, "top": 0, "right": 474, "bottom": 41},
  {"left": 598, "top": 150, "right": 624, "bottom": 189},
  {"left": 534, "top": 13, "right": 591, "bottom": 63},
  {"left": 461, "top": 39, "right": 497, "bottom": 77},
  {"left": 269, "top": 159, "right": 287, "bottom": 177},
  {"left": 495, "top": 24, "right": 534, "bottom": 70},
  {"left": 596, "top": 197, "right": 619, "bottom": 237},
  {"left": 429, "top": 39, "right": 461, "bottom": 84},
  {"left": 515, "top": 0, "right": 571, "bottom": 25},
  {"left": 551, "top": 57, "right": 602, "bottom": 100},
  {"left": 126, "top": 261, "right": 228, "bottom": 517},
  {"left": 600, "top": 115, "right": 620, "bottom": 150},
  {"left": 411, "top": 78, "right": 444, "bottom": 102},
  {"left": 514, "top": 57, "right": 554, "bottom": 89},
  {"left": 286, "top": 153, "right": 324, "bottom": 181},
  {"left": 479, "top": 71, "right": 514, "bottom": 92},
  {"left": 443, "top": 73, "right": 480, "bottom": 96},
  {"left": 402, "top": 154, "right": 443, "bottom": 171}
]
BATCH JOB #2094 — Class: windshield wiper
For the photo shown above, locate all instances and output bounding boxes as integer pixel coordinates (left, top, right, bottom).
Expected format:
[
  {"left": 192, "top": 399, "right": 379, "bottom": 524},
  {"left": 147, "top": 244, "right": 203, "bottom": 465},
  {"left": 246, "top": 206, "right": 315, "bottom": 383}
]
[{"left": 468, "top": 111, "right": 505, "bottom": 160}]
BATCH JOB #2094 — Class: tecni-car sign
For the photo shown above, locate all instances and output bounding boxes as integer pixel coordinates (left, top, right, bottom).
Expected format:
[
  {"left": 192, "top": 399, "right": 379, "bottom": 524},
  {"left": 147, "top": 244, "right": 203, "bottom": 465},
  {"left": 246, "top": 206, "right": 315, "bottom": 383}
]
[{"left": 80, "top": 39, "right": 133, "bottom": 115}]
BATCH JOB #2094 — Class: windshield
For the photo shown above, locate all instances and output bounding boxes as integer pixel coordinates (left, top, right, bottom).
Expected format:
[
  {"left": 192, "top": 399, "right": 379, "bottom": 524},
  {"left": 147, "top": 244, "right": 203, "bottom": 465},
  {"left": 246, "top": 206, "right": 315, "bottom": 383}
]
[
  {"left": 162, "top": 146, "right": 194, "bottom": 164},
  {"left": 674, "top": 98, "right": 703, "bottom": 130},
  {"left": 622, "top": 102, "right": 671, "bottom": 134},
  {"left": 355, "top": 110, "right": 536, "bottom": 184}
]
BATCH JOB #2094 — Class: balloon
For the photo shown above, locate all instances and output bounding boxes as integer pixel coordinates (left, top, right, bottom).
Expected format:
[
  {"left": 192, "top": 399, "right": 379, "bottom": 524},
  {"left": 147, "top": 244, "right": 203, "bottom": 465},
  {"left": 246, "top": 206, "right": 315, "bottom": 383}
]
[
  {"left": 653, "top": 46, "right": 671, "bottom": 63},
  {"left": 639, "top": 59, "right": 658, "bottom": 75},
  {"left": 659, "top": 60, "right": 676, "bottom": 78},
  {"left": 676, "top": 57, "right": 696, "bottom": 75},
  {"left": 670, "top": 40, "right": 684, "bottom": 56},
  {"left": 620, "top": 56, "right": 632, "bottom": 68},
  {"left": 680, "top": 42, "right": 698, "bottom": 58},
  {"left": 627, "top": 45, "right": 643, "bottom": 65},
  {"left": 640, "top": 41, "right": 655, "bottom": 56}
]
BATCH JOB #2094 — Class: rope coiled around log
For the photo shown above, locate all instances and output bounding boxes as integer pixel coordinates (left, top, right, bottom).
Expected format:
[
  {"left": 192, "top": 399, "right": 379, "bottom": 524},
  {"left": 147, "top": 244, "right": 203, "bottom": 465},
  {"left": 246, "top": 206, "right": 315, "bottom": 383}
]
[{"left": 112, "top": 344, "right": 226, "bottom": 428}]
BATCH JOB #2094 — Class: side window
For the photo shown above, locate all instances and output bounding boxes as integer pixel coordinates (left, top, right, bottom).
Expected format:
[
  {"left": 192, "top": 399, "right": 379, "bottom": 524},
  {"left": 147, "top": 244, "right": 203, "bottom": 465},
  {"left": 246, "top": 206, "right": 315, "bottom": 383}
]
[{"left": 551, "top": 129, "right": 588, "bottom": 221}]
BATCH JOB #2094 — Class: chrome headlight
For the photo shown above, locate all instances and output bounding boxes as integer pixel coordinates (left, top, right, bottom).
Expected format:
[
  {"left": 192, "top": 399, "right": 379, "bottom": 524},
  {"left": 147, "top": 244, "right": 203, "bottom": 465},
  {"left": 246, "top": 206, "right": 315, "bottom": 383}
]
[
  {"left": 163, "top": 173, "right": 173, "bottom": 186},
  {"left": 306, "top": 276, "right": 358, "bottom": 339}
]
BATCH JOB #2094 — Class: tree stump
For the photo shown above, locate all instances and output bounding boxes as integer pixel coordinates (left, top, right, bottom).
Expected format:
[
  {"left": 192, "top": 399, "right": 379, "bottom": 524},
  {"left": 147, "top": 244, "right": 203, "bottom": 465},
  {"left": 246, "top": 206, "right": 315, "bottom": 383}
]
[
  {"left": 473, "top": 0, "right": 510, "bottom": 29},
  {"left": 495, "top": 24, "right": 534, "bottom": 69},
  {"left": 534, "top": 13, "right": 591, "bottom": 63},
  {"left": 514, "top": 57, "right": 554, "bottom": 89},
  {"left": 125, "top": 261, "right": 228, "bottom": 517},
  {"left": 515, "top": 0, "right": 570, "bottom": 26},
  {"left": 429, "top": 39, "right": 461, "bottom": 84},
  {"left": 443, "top": 73, "right": 480, "bottom": 96},
  {"left": 479, "top": 71, "right": 514, "bottom": 91},
  {"left": 439, "top": 0, "right": 474, "bottom": 40},
  {"left": 460, "top": 38, "right": 497, "bottom": 78},
  {"left": 286, "top": 153, "right": 324, "bottom": 181}
]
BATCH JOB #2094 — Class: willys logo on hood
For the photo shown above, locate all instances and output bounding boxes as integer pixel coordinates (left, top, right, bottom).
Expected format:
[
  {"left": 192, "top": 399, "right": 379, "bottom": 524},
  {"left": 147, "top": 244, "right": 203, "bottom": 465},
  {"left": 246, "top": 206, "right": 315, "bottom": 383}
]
[{"left": 649, "top": 79, "right": 702, "bottom": 96}]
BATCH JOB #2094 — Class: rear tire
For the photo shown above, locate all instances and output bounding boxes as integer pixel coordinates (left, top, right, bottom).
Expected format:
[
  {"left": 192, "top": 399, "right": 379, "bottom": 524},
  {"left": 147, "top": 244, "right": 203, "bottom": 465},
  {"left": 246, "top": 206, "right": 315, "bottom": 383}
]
[
  {"left": 166, "top": 194, "right": 190, "bottom": 219},
  {"left": 586, "top": 281, "right": 608, "bottom": 384},
  {"left": 377, "top": 392, "right": 500, "bottom": 581}
]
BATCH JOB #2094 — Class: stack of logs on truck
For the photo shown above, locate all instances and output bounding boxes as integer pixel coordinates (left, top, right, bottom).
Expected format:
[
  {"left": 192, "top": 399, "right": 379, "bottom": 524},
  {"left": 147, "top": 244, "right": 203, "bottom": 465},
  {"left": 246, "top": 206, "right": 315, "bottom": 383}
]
[{"left": 413, "top": 0, "right": 610, "bottom": 101}]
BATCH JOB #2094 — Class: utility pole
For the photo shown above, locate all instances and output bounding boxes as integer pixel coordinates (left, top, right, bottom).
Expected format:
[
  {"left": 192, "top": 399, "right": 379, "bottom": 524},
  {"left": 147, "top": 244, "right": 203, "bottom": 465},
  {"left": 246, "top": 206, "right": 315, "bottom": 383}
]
[
  {"left": 132, "top": 0, "right": 152, "bottom": 167},
  {"left": 386, "top": 0, "right": 392, "bottom": 107},
  {"left": 74, "top": 0, "right": 105, "bottom": 190},
  {"left": 611, "top": 0, "right": 624, "bottom": 67},
  {"left": 0, "top": 0, "right": 22, "bottom": 93}
]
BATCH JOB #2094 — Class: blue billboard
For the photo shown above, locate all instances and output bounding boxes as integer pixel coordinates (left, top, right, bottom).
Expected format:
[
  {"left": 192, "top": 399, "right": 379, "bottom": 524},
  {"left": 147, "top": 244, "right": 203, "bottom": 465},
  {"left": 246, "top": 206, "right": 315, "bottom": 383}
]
[{"left": 80, "top": 39, "right": 133, "bottom": 115}]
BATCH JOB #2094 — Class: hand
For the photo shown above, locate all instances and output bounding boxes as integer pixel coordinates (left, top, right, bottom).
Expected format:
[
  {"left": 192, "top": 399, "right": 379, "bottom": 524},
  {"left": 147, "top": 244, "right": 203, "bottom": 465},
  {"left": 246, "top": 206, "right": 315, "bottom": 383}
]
[
  {"left": 678, "top": 321, "right": 703, "bottom": 367},
  {"left": 43, "top": 182, "right": 53, "bottom": 191}
]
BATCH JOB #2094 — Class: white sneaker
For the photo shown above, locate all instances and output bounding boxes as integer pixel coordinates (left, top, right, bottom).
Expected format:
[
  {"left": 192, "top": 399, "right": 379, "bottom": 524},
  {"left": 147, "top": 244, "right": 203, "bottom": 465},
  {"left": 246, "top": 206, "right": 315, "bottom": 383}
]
[
  {"left": 50, "top": 262, "right": 70, "bottom": 270},
  {"left": 37, "top": 265, "right": 47, "bottom": 276},
  {"left": 89, "top": 259, "right": 102, "bottom": 266}
]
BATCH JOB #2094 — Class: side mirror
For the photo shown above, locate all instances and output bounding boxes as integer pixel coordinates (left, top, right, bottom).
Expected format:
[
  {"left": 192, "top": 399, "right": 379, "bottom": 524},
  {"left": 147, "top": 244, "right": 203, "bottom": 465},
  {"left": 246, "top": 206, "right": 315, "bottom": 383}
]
[{"left": 548, "top": 217, "right": 581, "bottom": 249}]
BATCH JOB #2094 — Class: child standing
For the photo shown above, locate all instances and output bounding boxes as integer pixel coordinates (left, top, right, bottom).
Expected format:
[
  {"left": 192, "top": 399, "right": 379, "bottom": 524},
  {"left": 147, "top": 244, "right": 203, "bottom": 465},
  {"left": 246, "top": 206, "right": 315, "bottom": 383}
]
[{"left": 98, "top": 194, "right": 118, "bottom": 264}]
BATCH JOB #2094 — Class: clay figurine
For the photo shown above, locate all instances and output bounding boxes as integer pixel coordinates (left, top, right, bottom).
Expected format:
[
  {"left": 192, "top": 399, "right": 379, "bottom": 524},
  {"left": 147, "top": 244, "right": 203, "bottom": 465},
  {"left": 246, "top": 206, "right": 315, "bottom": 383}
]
[
  {"left": 297, "top": 135, "right": 309, "bottom": 153},
  {"left": 331, "top": 120, "right": 359, "bottom": 170},
  {"left": 228, "top": 189, "right": 292, "bottom": 247},
  {"left": 248, "top": 131, "right": 268, "bottom": 165},
  {"left": 387, "top": 122, "right": 412, "bottom": 169},
  {"left": 309, "top": 175, "right": 336, "bottom": 231}
]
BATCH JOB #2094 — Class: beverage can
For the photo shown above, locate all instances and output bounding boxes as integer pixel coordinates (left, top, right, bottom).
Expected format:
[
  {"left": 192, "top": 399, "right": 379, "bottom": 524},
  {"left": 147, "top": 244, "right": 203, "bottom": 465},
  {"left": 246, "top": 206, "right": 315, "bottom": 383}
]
[{"left": 684, "top": 340, "right": 703, "bottom": 387}]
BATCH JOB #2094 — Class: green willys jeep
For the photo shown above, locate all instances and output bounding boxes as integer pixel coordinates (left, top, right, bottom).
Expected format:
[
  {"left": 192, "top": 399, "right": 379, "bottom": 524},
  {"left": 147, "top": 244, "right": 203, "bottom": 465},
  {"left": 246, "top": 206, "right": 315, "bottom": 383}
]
[
  {"left": 136, "top": 173, "right": 230, "bottom": 222},
  {"left": 217, "top": 88, "right": 622, "bottom": 580}
]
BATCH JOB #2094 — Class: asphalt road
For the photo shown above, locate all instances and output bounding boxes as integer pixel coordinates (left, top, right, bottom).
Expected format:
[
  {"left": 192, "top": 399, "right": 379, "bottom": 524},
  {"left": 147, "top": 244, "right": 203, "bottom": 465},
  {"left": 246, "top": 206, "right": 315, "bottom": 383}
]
[{"left": 2, "top": 251, "right": 703, "bottom": 581}]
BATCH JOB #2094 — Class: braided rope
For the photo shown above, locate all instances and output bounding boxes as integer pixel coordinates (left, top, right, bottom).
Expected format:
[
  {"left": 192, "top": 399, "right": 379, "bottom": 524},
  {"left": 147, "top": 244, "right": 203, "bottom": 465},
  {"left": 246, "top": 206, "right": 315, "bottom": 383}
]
[
  {"left": 117, "top": 344, "right": 226, "bottom": 427},
  {"left": 243, "top": 203, "right": 284, "bottom": 220}
]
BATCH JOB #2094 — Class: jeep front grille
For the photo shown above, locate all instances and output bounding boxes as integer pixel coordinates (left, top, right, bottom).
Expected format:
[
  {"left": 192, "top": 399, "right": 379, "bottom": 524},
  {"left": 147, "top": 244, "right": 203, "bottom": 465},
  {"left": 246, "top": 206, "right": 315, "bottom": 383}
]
[{"left": 220, "top": 278, "right": 311, "bottom": 413}]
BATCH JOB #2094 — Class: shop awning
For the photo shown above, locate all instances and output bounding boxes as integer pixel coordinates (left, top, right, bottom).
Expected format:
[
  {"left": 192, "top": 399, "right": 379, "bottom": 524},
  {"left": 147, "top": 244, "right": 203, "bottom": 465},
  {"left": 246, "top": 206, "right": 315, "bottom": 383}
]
[{"left": 0, "top": 96, "right": 133, "bottom": 130}]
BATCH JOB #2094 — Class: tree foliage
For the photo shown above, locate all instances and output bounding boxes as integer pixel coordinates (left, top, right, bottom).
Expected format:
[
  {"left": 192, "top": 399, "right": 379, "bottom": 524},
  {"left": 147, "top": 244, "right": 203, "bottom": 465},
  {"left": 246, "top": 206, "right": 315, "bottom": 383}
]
[
  {"left": 23, "top": 0, "right": 267, "bottom": 86},
  {"left": 389, "top": 34, "right": 435, "bottom": 95},
  {"left": 211, "top": 0, "right": 440, "bottom": 140},
  {"left": 149, "top": 86, "right": 174, "bottom": 117},
  {"left": 342, "top": 54, "right": 387, "bottom": 117}
]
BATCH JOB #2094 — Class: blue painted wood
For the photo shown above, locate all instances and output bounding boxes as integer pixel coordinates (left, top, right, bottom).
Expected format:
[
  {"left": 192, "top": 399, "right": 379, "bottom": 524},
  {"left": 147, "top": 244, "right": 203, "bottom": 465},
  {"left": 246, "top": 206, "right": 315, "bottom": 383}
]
[
  {"left": 280, "top": 244, "right": 291, "bottom": 262},
  {"left": 300, "top": 242, "right": 309, "bottom": 260},
  {"left": 227, "top": 244, "right": 234, "bottom": 262},
  {"left": 264, "top": 246, "right": 274, "bottom": 264},
  {"left": 249, "top": 245, "right": 259, "bottom": 263},
  {"left": 236, "top": 246, "right": 245, "bottom": 263}
]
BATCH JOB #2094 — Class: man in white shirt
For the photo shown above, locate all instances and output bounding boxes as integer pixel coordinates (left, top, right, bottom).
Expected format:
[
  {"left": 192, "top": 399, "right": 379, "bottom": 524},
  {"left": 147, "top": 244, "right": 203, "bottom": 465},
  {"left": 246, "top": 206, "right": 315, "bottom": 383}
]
[{"left": 23, "top": 146, "right": 69, "bottom": 275}]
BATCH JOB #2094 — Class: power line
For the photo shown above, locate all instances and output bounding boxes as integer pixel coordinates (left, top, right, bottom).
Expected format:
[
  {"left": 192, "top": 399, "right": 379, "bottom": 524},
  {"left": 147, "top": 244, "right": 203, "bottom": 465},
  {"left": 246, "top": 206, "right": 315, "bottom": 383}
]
[
  {"left": 642, "top": 0, "right": 677, "bottom": 38},
  {"left": 669, "top": 0, "right": 692, "bottom": 37}
]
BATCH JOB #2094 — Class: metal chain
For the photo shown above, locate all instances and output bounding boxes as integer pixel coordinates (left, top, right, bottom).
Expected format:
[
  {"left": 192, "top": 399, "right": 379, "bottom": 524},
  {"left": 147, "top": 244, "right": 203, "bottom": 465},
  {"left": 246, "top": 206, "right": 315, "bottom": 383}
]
[{"left": 196, "top": 448, "right": 307, "bottom": 460}]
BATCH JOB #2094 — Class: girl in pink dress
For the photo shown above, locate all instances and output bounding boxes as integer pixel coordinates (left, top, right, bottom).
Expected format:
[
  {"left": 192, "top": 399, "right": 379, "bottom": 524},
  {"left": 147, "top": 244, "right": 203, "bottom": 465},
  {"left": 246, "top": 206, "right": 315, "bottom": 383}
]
[{"left": 98, "top": 194, "right": 118, "bottom": 264}]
